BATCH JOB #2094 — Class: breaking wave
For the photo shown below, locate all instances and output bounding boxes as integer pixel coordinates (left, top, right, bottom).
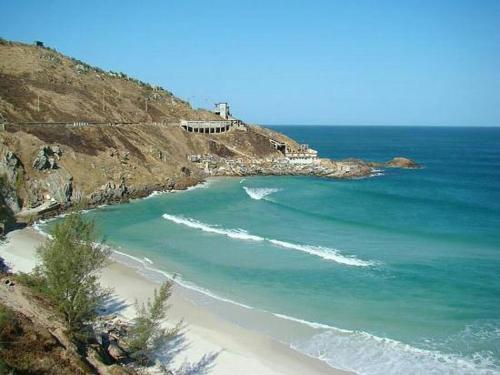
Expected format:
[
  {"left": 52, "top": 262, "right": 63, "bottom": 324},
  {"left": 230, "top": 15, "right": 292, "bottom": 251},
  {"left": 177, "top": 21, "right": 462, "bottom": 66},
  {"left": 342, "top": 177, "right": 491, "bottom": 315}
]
[
  {"left": 291, "top": 328, "right": 499, "bottom": 375},
  {"left": 243, "top": 186, "right": 282, "bottom": 200},
  {"left": 268, "top": 239, "right": 375, "bottom": 266},
  {"left": 161, "top": 213, "right": 375, "bottom": 267},
  {"left": 111, "top": 245, "right": 496, "bottom": 375},
  {"left": 162, "top": 213, "right": 264, "bottom": 241},
  {"left": 110, "top": 249, "right": 254, "bottom": 310},
  {"left": 35, "top": 218, "right": 496, "bottom": 374}
]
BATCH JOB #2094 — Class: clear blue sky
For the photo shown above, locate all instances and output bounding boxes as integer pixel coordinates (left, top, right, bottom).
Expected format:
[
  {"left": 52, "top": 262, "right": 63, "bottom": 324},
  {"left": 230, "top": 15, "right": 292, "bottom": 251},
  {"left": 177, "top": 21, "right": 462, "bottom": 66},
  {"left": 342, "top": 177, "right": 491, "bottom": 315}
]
[{"left": 1, "top": 0, "right": 499, "bottom": 126}]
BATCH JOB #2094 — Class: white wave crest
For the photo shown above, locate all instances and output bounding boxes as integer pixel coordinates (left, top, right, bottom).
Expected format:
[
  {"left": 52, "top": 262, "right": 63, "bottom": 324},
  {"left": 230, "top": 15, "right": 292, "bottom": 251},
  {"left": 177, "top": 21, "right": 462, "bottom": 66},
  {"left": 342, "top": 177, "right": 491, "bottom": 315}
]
[
  {"left": 111, "top": 246, "right": 497, "bottom": 375},
  {"left": 269, "top": 239, "right": 376, "bottom": 267},
  {"left": 243, "top": 186, "right": 282, "bottom": 200},
  {"left": 144, "top": 190, "right": 163, "bottom": 199},
  {"left": 110, "top": 250, "right": 254, "bottom": 310},
  {"left": 186, "top": 180, "right": 211, "bottom": 191},
  {"left": 273, "top": 313, "right": 341, "bottom": 330},
  {"left": 162, "top": 213, "right": 264, "bottom": 241},
  {"left": 33, "top": 220, "right": 53, "bottom": 239},
  {"left": 162, "top": 213, "right": 375, "bottom": 267},
  {"left": 32, "top": 219, "right": 493, "bottom": 374},
  {"left": 292, "top": 329, "right": 498, "bottom": 375}
]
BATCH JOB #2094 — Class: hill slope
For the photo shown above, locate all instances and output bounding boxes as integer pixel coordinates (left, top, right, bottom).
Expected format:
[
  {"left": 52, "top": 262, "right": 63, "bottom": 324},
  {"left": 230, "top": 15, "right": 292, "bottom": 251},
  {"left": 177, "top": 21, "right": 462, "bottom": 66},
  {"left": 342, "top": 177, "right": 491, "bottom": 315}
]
[
  {"left": 0, "top": 39, "right": 415, "bottom": 224},
  {"left": 0, "top": 39, "right": 300, "bottom": 219},
  {"left": 0, "top": 39, "right": 219, "bottom": 123}
]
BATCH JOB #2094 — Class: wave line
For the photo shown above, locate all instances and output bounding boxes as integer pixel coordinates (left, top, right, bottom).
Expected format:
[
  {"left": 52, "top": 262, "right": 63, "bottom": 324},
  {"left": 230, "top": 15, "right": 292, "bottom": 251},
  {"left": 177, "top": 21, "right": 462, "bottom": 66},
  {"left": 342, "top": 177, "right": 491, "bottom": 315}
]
[{"left": 162, "top": 213, "right": 376, "bottom": 267}]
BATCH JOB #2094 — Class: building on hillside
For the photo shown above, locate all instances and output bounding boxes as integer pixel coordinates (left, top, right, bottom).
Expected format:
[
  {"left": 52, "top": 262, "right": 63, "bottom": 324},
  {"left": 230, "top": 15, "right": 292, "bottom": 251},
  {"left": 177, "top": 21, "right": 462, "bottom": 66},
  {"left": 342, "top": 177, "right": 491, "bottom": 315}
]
[
  {"left": 285, "top": 143, "right": 318, "bottom": 164},
  {"left": 180, "top": 102, "right": 246, "bottom": 134},
  {"left": 180, "top": 120, "right": 233, "bottom": 134},
  {"left": 269, "top": 139, "right": 318, "bottom": 164},
  {"left": 213, "top": 103, "right": 231, "bottom": 119}
]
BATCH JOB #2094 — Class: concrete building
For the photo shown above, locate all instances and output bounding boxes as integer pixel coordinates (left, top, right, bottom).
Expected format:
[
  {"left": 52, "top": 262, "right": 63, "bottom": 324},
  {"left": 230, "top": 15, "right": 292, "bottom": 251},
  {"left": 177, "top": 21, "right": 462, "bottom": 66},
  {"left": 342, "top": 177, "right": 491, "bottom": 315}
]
[
  {"left": 285, "top": 145, "right": 318, "bottom": 164},
  {"left": 213, "top": 103, "right": 230, "bottom": 119},
  {"left": 269, "top": 138, "right": 318, "bottom": 164},
  {"left": 180, "top": 120, "right": 233, "bottom": 134},
  {"left": 180, "top": 101, "right": 246, "bottom": 134}
]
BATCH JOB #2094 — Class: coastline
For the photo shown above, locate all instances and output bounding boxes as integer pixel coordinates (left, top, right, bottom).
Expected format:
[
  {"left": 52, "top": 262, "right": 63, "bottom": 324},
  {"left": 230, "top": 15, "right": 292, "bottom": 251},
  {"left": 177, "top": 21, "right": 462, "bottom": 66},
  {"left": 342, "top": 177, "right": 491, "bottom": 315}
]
[{"left": 0, "top": 227, "right": 352, "bottom": 375}]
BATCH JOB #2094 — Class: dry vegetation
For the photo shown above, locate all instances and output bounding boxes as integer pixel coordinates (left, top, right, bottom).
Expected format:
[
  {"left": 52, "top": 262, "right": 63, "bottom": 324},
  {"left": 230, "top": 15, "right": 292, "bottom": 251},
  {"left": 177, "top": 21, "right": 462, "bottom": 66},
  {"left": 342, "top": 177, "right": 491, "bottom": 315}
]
[
  {"left": 0, "top": 39, "right": 218, "bottom": 124},
  {"left": 0, "top": 303, "right": 93, "bottom": 374},
  {"left": 0, "top": 38, "right": 300, "bottom": 210}
]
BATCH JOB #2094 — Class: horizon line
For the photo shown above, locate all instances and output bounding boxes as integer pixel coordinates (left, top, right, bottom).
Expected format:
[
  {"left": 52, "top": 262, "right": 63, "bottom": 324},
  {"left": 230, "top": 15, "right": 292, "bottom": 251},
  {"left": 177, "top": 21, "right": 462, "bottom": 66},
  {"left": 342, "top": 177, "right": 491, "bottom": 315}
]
[{"left": 264, "top": 124, "right": 500, "bottom": 128}]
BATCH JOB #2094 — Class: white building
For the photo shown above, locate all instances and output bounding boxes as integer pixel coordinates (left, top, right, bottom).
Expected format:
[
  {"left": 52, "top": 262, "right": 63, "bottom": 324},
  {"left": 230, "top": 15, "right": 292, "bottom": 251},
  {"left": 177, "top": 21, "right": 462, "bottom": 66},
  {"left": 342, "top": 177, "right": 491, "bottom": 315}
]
[{"left": 213, "top": 103, "right": 231, "bottom": 119}]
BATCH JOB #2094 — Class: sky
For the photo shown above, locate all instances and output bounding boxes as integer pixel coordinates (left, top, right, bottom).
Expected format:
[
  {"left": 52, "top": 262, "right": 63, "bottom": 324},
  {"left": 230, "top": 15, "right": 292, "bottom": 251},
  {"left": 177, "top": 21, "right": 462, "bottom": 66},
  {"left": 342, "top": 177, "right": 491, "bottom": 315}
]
[{"left": 1, "top": 0, "right": 499, "bottom": 126}]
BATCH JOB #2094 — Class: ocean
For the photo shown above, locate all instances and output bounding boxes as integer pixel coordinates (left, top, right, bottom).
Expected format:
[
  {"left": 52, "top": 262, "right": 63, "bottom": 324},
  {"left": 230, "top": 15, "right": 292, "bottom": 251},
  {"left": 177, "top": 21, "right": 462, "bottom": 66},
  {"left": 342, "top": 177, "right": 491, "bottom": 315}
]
[{"left": 44, "top": 126, "right": 500, "bottom": 374}]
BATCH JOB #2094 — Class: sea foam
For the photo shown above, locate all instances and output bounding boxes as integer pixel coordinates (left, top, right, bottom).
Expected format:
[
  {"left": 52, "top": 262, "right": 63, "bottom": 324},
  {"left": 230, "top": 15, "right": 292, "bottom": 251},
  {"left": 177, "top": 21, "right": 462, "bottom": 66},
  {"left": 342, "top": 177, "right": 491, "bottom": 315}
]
[
  {"left": 35, "top": 217, "right": 494, "bottom": 374},
  {"left": 162, "top": 213, "right": 264, "bottom": 241},
  {"left": 268, "top": 239, "right": 376, "bottom": 267},
  {"left": 292, "top": 329, "right": 498, "bottom": 375},
  {"left": 112, "top": 243, "right": 495, "bottom": 375},
  {"left": 243, "top": 186, "right": 282, "bottom": 200},
  {"left": 162, "top": 213, "right": 375, "bottom": 267}
]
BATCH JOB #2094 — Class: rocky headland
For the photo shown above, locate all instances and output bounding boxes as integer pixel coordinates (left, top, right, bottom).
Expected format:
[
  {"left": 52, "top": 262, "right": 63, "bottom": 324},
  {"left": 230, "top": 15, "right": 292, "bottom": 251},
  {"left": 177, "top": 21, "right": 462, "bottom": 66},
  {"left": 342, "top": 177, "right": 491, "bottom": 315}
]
[{"left": 0, "top": 39, "right": 418, "bottom": 227}]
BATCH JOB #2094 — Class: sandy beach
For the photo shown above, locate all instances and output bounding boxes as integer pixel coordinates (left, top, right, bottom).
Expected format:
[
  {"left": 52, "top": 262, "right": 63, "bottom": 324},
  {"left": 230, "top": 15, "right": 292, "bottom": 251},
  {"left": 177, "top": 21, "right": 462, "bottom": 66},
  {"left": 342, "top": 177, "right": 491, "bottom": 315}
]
[{"left": 0, "top": 227, "right": 350, "bottom": 375}]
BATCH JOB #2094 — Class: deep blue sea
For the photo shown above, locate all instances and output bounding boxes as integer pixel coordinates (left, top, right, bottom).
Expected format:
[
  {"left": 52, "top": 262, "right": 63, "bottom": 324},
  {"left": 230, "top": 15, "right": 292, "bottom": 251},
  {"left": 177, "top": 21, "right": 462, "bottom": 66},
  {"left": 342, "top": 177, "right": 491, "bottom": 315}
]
[{"left": 45, "top": 126, "right": 500, "bottom": 374}]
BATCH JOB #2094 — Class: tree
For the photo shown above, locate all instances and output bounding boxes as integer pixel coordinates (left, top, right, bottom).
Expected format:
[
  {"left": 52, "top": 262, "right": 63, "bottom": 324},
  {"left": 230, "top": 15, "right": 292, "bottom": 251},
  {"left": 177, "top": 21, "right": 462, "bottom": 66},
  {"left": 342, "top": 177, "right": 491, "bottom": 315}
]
[
  {"left": 36, "top": 211, "right": 111, "bottom": 336},
  {"left": 127, "top": 280, "right": 181, "bottom": 365}
]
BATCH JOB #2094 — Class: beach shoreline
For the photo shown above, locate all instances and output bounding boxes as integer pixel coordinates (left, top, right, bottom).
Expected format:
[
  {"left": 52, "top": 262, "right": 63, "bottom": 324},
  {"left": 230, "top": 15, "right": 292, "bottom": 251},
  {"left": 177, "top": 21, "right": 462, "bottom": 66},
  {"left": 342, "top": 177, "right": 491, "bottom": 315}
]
[{"left": 0, "top": 226, "right": 351, "bottom": 375}]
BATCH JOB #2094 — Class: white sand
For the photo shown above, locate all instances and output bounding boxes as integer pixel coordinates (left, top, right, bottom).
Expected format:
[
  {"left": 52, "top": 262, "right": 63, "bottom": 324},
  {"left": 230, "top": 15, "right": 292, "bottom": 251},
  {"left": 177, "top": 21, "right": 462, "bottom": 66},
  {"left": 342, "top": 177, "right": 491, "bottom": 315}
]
[{"left": 0, "top": 227, "right": 350, "bottom": 375}]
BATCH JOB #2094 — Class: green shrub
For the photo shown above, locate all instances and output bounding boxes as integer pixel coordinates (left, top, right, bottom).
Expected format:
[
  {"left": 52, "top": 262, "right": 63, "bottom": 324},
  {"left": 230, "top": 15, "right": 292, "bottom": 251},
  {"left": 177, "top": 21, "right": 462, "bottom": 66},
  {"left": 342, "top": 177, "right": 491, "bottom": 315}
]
[
  {"left": 35, "top": 212, "right": 111, "bottom": 336},
  {"left": 127, "top": 281, "right": 181, "bottom": 365}
]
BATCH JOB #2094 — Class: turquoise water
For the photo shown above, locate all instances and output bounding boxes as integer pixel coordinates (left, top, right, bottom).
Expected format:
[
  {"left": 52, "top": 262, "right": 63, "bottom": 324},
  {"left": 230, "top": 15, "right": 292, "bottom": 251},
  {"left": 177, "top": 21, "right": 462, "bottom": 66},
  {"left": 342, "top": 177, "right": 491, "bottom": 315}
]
[{"left": 46, "top": 126, "right": 500, "bottom": 374}]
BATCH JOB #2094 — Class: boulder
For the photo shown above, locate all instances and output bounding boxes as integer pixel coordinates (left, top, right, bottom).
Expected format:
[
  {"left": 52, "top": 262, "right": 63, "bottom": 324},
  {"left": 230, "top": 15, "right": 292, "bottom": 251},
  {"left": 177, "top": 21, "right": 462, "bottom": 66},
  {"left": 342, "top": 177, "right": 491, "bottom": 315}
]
[
  {"left": 89, "top": 178, "right": 128, "bottom": 205},
  {"left": 107, "top": 341, "right": 126, "bottom": 361},
  {"left": 173, "top": 176, "right": 202, "bottom": 190},
  {"left": 180, "top": 166, "right": 191, "bottom": 177},
  {"left": 33, "top": 145, "right": 62, "bottom": 170},
  {"left": 44, "top": 170, "right": 73, "bottom": 204},
  {"left": 4, "top": 151, "right": 20, "bottom": 169},
  {"left": 385, "top": 157, "right": 419, "bottom": 169}
]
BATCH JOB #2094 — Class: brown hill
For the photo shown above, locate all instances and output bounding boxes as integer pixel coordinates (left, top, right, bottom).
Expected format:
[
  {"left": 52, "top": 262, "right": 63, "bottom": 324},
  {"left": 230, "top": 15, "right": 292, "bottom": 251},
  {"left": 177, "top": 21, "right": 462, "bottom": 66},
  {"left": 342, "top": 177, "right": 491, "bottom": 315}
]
[
  {"left": 0, "top": 39, "right": 418, "bottom": 231},
  {"left": 0, "top": 39, "right": 298, "bottom": 220},
  {"left": 0, "top": 39, "right": 219, "bottom": 124}
]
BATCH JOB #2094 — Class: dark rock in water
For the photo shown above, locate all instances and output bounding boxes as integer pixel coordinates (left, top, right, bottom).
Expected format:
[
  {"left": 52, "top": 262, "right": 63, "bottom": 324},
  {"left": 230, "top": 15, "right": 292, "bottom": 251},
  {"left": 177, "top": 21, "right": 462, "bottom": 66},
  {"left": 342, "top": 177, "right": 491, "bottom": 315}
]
[
  {"left": 89, "top": 178, "right": 128, "bottom": 205},
  {"left": 173, "top": 176, "right": 202, "bottom": 190},
  {"left": 385, "top": 157, "right": 420, "bottom": 169},
  {"left": 33, "top": 145, "right": 62, "bottom": 170}
]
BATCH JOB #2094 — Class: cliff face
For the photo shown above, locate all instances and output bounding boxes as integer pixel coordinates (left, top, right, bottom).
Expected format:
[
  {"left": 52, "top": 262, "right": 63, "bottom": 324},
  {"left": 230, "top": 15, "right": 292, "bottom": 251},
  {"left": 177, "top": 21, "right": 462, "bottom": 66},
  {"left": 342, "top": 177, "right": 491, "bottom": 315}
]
[{"left": 0, "top": 123, "right": 288, "bottom": 212}]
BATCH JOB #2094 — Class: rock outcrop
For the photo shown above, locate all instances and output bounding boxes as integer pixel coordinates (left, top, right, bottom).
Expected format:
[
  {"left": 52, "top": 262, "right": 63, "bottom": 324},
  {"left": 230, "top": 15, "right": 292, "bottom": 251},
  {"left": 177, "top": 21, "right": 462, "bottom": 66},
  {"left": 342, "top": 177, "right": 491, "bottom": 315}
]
[
  {"left": 32, "top": 145, "right": 62, "bottom": 170},
  {"left": 188, "top": 154, "right": 378, "bottom": 179},
  {"left": 0, "top": 149, "right": 23, "bottom": 213},
  {"left": 0, "top": 40, "right": 420, "bottom": 223},
  {"left": 385, "top": 157, "right": 420, "bottom": 169},
  {"left": 44, "top": 169, "right": 73, "bottom": 204},
  {"left": 89, "top": 179, "right": 128, "bottom": 205}
]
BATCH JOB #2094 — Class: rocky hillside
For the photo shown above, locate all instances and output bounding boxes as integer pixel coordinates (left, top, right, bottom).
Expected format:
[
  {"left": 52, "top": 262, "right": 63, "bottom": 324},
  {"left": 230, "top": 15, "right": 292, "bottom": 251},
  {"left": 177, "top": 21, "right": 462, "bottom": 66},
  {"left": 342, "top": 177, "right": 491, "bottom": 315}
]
[
  {"left": 0, "top": 39, "right": 220, "bottom": 124},
  {"left": 0, "top": 39, "right": 300, "bottom": 221},
  {"left": 0, "top": 39, "right": 418, "bottom": 226}
]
